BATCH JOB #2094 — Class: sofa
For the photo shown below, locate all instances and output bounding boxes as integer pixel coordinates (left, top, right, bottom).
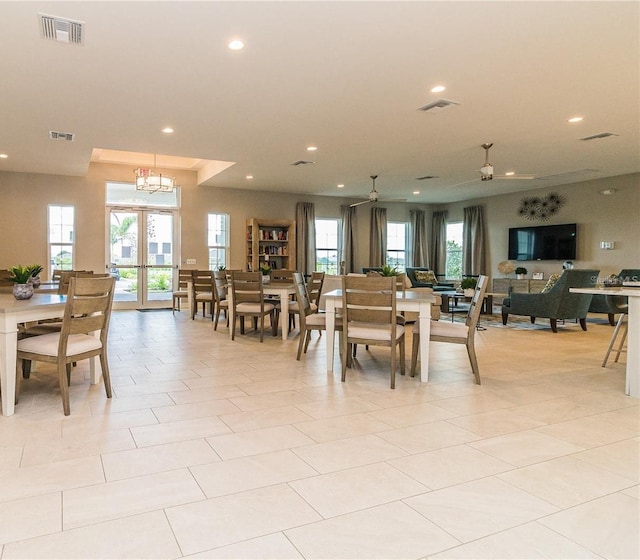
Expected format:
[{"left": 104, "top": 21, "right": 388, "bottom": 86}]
[
  {"left": 405, "top": 267, "right": 455, "bottom": 291},
  {"left": 588, "top": 269, "right": 640, "bottom": 325},
  {"left": 501, "top": 269, "right": 599, "bottom": 332}
]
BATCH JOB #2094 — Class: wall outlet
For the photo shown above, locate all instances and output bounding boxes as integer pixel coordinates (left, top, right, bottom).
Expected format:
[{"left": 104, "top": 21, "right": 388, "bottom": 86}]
[{"left": 186, "top": 258, "right": 196, "bottom": 265}]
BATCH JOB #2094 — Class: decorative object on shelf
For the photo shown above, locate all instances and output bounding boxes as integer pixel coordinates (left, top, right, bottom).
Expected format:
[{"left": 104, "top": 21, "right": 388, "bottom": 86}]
[
  {"left": 497, "top": 260, "right": 516, "bottom": 277},
  {"left": 562, "top": 260, "right": 574, "bottom": 270},
  {"left": 7, "top": 265, "right": 36, "bottom": 299},
  {"left": 532, "top": 272, "right": 544, "bottom": 280},
  {"left": 27, "top": 263, "right": 43, "bottom": 288},
  {"left": 517, "top": 192, "right": 566, "bottom": 221},
  {"left": 515, "top": 266, "right": 528, "bottom": 279},
  {"left": 460, "top": 276, "right": 477, "bottom": 297},
  {"left": 259, "top": 262, "right": 271, "bottom": 283},
  {"left": 603, "top": 274, "right": 623, "bottom": 287},
  {"left": 134, "top": 154, "right": 176, "bottom": 193}
]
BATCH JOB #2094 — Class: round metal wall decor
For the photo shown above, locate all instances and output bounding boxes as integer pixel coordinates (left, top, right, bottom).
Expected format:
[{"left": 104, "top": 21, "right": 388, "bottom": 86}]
[{"left": 517, "top": 192, "right": 566, "bottom": 221}]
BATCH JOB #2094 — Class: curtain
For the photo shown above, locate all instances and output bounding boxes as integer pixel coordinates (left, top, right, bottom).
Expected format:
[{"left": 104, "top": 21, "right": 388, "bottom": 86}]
[
  {"left": 295, "top": 202, "right": 315, "bottom": 275},
  {"left": 463, "top": 204, "right": 487, "bottom": 276},
  {"left": 410, "top": 209, "right": 429, "bottom": 267},
  {"left": 430, "top": 210, "right": 447, "bottom": 275},
  {"left": 339, "top": 205, "right": 357, "bottom": 274},
  {"left": 369, "top": 207, "right": 387, "bottom": 267}
]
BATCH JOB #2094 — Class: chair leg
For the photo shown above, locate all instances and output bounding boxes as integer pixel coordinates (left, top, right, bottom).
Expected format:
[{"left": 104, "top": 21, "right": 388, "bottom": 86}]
[
  {"left": 603, "top": 313, "right": 626, "bottom": 367},
  {"left": 399, "top": 337, "right": 405, "bottom": 376},
  {"left": 390, "top": 344, "right": 396, "bottom": 390},
  {"left": 608, "top": 313, "right": 615, "bottom": 326},
  {"left": 259, "top": 315, "right": 265, "bottom": 343},
  {"left": 466, "top": 342, "right": 481, "bottom": 385},
  {"left": 303, "top": 331, "right": 312, "bottom": 353},
  {"left": 58, "top": 363, "right": 71, "bottom": 416},
  {"left": 501, "top": 311, "right": 509, "bottom": 325},
  {"left": 579, "top": 318, "right": 588, "bottom": 331},
  {"left": 296, "top": 329, "right": 305, "bottom": 360},
  {"left": 100, "top": 353, "right": 113, "bottom": 398},
  {"left": 550, "top": 318, "right": 557, "bottom": 333},
  {"left": 22, "top": 359, "right": 31, "bottom": 379},
  {"left": 410, "top": 332, "right": 419, "bottom": 377},
  {"left": 614, "top": 323, "right": 628, "bottom": 363}
]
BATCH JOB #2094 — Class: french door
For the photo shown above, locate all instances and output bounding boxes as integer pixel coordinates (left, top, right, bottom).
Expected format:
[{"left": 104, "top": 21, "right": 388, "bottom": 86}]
[{"left": 108, "top": 208, "right": 177, "bottom": 309}]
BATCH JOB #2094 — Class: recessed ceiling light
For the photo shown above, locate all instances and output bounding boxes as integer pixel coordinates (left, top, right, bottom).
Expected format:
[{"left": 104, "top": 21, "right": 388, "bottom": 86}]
[
  {"left": 337, "top": 184, "right": 344, "bottom": 188},
  {"left": 0, "top": 153, "right": 8, "bottom": 159},
  {"left": 228, "top": 40, "right": 244, "bottom": 50},
  {"left": 568, "top": 116, "right": 584, "bottom": 123},
  {"left": 245, "top": 175, "right": 253, "bottom": 179},
  {"left": 505, "top": 171, "right": 515, "bottom": 176},
  {"left": 306, "top": 146, "right": 318, "bottom": 152},
  {"left": 431, "top": 85, "right": 446, "bottom": 93},
  {"left": 413, "top": 191, "right": 420, "bottom": 195},
  {"left": 161, "top": 127, "right": 174, "bottom": 134}
]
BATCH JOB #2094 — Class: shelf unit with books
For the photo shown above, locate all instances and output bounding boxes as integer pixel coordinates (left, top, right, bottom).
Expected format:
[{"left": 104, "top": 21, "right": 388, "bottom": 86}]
[{"left": 246, "top": 218, "right": 296, "bottom": 272}]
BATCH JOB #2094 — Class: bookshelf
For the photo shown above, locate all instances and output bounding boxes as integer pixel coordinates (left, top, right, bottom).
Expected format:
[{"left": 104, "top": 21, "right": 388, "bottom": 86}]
[{"left": 246, "top": 218, "right": 296, "bottom": 272}]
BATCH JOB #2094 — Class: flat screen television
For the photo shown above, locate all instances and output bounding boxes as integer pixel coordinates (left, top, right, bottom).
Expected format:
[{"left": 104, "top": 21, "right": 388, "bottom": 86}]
[{"left": 508, "top": 223, "right": 577, "bottom": 261}]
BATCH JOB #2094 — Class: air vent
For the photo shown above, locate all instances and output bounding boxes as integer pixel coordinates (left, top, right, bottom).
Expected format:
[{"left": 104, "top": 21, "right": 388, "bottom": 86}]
[
  {"left": 536, "top": 169, "right": 598, "bottom": 181},
  {"left": 291, "top": 160, "right": 315, "bottom": 166},
  {"left": 49, "top": 131, "right": 75, "bottom": 141},
  {"left": 416, "top": 175, "right": 439, "bottom": 181},
  {"left": 579, "top": 132, "right": 619, "bottom": 141},
  {"left": 39, "top": 14, "right": 84, "bottom": 45},
  {"left": 417, "top": 99, "right": 460, "bottom": 112}
]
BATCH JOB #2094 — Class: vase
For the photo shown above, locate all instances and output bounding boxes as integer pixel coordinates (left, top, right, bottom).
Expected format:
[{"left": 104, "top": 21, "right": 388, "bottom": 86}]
[
  {"left": 516, "top": 274, "right": 525, "bottom": 280},
  {"left": 28, "top": 275, "right": 41, "bottom": 288},
  {"left": 262, "top": 275, "right": 270, "bottom": 284},
  {"left": 13, "top": 283, "right": 34, "bottom": 300},
  {"left": 464, "top": 288, "right": 475, "bottom": 297}
]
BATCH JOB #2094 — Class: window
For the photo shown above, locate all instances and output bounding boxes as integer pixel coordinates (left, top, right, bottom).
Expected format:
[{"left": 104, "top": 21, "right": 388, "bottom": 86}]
[
  {"left": 208, "top": 213, "right": 229, "bottom": 270},
  {"left": 48, "top": 205, "right": 75, "bottom": 278},
  {"left": 315, "top": 219, "right": 339, "bottom": 274},
  {"left": 445, "top": 222, "right": 463, "bottom": 279},
  {"left": 386, "top": 222, "right": 407, "bottom": 272}
]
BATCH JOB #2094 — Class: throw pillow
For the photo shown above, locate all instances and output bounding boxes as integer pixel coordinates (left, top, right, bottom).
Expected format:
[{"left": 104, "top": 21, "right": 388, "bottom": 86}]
[
  {"left": 414, "top": 270, "right": 437, "bottom": 284},
  {"left": 541, "top": 273, "right": 561, "bottom": 293}
]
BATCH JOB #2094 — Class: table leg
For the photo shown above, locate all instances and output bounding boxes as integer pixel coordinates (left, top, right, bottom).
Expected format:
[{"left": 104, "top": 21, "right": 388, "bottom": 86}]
[
  {"left": 326, "top": 300, "right": 336, "bottom": 373},
  {"left": 626, "top": 297, "right": 639, "bottom": 397},
  {"left": 280, "top": 296, "right": 289, "bottom": 341},
  {"left": 0, "top": 322, "right": 17, "bottom": 416},
  {"left": 418, "top": 301, "right": 432, "bottom": 382}
]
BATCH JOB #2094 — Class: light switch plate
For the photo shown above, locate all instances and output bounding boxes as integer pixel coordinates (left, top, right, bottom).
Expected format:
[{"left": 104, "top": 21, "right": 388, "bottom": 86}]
[{"left": 186, "top": 258, "right": 196, "bottom": 265}]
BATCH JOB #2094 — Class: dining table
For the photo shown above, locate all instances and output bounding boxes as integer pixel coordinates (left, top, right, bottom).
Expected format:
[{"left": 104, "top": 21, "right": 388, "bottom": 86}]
[
  {"left": 570, "top": 286, "right": 640, "bottom": 398},
  {"left": 323, "top": 288, "right": 439, "bottom": 382}
]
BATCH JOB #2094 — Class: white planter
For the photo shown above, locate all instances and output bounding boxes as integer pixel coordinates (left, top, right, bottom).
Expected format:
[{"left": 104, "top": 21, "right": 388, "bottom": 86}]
[
  {"left": 463, "top": 288, "right": 475, "bottom": 298},
  {"left": 516, "top": 274, "right": 525, "bottom": 280}
]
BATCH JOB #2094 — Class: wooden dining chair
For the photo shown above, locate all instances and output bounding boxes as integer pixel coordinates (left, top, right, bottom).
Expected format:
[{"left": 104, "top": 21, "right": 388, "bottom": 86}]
[
  {"left": 341, "top": 275, "right": 405, "bottom": 389},
  {"left": 287, "top": 271, "right": 325, "bottom": 332},
  {"left": 410, "top": 274, "right": 488, "bottom": 384},
  {"left": 15, "top": 276, "right": 116, "bottom": 415},
  {"left": 173, "top": 269, "right": 193, "bottom": 313},
  {"left": 212, "top": 270, "right": 230, "bottom": 330},
  {"left": 191, "top": 270, "right": 214, "bottom": 319},
  {"left": 229, "top": 271, "right": 276, "bottom": 342}
]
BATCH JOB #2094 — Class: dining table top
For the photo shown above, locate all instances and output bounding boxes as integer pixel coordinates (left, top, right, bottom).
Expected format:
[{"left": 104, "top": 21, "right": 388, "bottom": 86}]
[{"left": 0, "top": 292, "right": 66, "bottom": 313}]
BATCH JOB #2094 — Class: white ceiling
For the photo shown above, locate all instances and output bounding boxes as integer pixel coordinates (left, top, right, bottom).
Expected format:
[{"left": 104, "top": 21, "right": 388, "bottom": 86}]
[{"left": 0, "top": 1, "right": 638, "bottom": 204}]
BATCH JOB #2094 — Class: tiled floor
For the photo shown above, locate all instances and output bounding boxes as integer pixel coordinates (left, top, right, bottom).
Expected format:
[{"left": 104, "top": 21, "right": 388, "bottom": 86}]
[{"left": 0, "top": 309, "right": 638, "bottom": 559}]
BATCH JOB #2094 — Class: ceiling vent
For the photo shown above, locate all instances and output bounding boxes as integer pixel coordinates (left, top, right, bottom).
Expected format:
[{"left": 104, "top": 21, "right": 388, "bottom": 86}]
[
  {"left": 416, "top": 175, "right": 439, "bottom": 181},
  {"left": 418, "top": 99, "right": 460, "bottom": 113},
  {"left": 49, "top": 130, "right": 75, "bottom": 141},
  {"left": 39, "top": 14, "right": 84, "bottom": 45},
  {"left": 536, "top": 169, "right": 598, "bottom": 181},
  {"left": 579, "top": 132, "right": 619, "bottom": 141},
  {"left": 291, "top": 160, "right": 315, "bottom": 166}
]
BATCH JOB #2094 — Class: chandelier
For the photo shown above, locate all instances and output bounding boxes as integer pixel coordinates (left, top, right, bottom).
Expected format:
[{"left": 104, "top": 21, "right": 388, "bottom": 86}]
[{"left": 134, "top": 154, "right": 176, "bottom": 193}]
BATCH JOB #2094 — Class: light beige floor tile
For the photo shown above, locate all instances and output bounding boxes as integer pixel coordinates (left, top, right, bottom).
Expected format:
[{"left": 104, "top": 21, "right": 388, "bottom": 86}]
[
  {"left": 0, "top": 493, "right": 61, "bottom": 545},
  {"left": 169, "top": 385, "right": 249, "bottom": 404},
  {"left": 229, "top": 390, "right": 313, "bottom": 412},
  {"left": 429, "top": 521, "right": 601, "bottom": 559},
  {"left": 182, "top": 373, "right": 255, "bottom": 389},
  {"left": 183, "top": 533, "right": 303, "bottom": 559},
  {"left": 622, "top": 484, "right": 639, "bottom": 499},
  {"left": 1, "top": 510, "right": 181, "bottom": 559},
  {"left": 293, "top": 412, "right": 393, "bottom": 443},
  {"left": 539, "top": 492, "right": 640, "bottom": 559},
  {"left": 292, "top": 434, "right": 407, "bottom": 473},
  {"left": 166, "top": 484, "right": 321, "bottom": 556},
  {"left": 130, "top": 416, "right": 232, "bottom": 447},
  {"left": 0, "top": 456, "right": 104, "bottom": 503},
  {"left": 102, "top": 439, "right": 221, "bottom": 481},
  {"left": 507, "top": 397, "right": 600, "bottom": 424},
  {"left": 294, "top": 396, "right": 381, "bottom": 419},
  {"left": 207, "top": 425, "right": 315, "bottom": 460},
  {"left": 113, "top": 379, "right": 190, "bottom": 397},
  {"left": 535, "top": 415, "right": 638, "bottom": 448},
  {"left": 406, "top": 476, "right": 558, "bottom": 543},
  {"left": 498, "top": 455, "right": 636, "bottom": 508},
  {"left": 469, "top": 430, "right": 585, "bottom": 467},
  {"left": 0, "top": 446, "right": 22, "bottom": 469},
  {"left": 376, "top": 420, "right": 480, "bottom": 454},
  {"left": 285, "top": 501, "right": 459, "bottom": 559},
  {"left": 152, "top": 399, "right": 241, "bottom": 423},
  {"left": 191, "top": 449, "right": 317, "bottom": 497},
  {"left": 447, "top": 408, "right": 546, "bottom": 438},
  {"left": 366, "top": 401, "right": 459, "bottom": 428},
  {"left": 428, "top": 392, "right": 518, "bottom": 415},
  {"left": 63, "top": 469, "right": 205, "bottom": 529},
  {"left": 89, "top": 392, "right": 175, "bottom": 414},
  {"left": 591, "top": 405, "right": 640, "bottom": 434},
  {"left": 220, "top": 405, "right": 314, "bottom": 432},
  {"left": 290, "top": 462, "right": 426, "bottom": 518},
  {"left": 389, "top": 444, "right": 513, "bottom": 490}
]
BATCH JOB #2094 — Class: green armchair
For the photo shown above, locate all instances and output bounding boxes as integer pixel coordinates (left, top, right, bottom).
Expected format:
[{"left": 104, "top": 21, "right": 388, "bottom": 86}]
[
  {"left": 501, "top": 269, "right": 599, "bottom": 332},
  {"left": 589, "top": 269, "right": 640, "bottom": 325}
]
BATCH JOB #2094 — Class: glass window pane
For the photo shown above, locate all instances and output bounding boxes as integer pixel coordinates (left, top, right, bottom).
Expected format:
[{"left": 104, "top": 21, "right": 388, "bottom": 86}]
[
  {"left": 106, "top": 182, "right": 178, "bottom": 208},
  {"left": 208, "top": 213, "right": 229, "bottom": 270},
  {"left": 446, "top": 222, "right": 463, "bottom": 279},
  {"left": 315, "top": 219, "right": 339, "bottom": 273}
]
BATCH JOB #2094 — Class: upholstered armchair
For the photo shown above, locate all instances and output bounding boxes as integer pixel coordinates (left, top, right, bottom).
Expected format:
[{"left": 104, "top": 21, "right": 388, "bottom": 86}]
[
  {"left": 501, "top": 269, "right": 599, "bottom": 332},
  {"left": 589, "top": 269, "right": 640, "bottom": 325},
  {"left": 405, "top": 267, "right": 454, "bottom": 290}
]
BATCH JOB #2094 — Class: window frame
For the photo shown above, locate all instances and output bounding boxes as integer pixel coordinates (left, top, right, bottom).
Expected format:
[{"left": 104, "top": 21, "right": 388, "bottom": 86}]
[
  {"left": 386, "top": 221, "right": 408, "bottom": 272},
  {"left": 207, "top": 212, "right": 230, "bottom": 271},
  {"left": 445, "top": 221, "right": 464, "bottom": 280},
  {"left": 48, "top": 204, "right": 75, "bottom": 279},
  {"left": 314, "top": 218, "right": 339, "bottom": 274}
]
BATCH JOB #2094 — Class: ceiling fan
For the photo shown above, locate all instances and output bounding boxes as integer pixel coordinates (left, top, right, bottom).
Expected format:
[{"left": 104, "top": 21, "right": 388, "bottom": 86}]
[
  {"left": 448, "top": 143, "right": 536, "bottom": 189},
  {"left": 350, "top": 175, "right": 407, "bottom": 207}
]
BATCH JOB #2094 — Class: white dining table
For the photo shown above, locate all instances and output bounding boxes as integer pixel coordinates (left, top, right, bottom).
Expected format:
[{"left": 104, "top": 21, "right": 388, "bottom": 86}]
[
  {"left": 228, "top": 282, "right": 297, "bottom": 341},
  {"left": 0, "top": 293, "right": 66, "bottom": 416},
  {"left": 571, "top": 286, "right": 640, "bottom": 398},
  {"left": 323, "top": 289, "right": 438, "bottom": 382}
]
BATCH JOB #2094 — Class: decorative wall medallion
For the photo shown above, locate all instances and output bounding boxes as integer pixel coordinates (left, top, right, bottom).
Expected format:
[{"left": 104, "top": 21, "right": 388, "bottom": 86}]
[{"left": 517, "top": 192, "right": 565, "bottom": 221}]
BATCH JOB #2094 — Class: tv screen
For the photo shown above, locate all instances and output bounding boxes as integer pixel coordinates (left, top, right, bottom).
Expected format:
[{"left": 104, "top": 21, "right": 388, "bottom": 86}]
[{"left": 508, "top": 223, "right": 577, "bottom": 261}]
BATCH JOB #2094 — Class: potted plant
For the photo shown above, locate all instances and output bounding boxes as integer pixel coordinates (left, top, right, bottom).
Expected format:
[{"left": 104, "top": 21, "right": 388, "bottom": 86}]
[
  {"left": 8, "top": 265, "right": 36, "bottom": 300},
  {"left": 380, "top": 264, "right": 399, "bottom": 276},
  {"left": 259, "top": 262, "right": 271, "bottom": 283},
  {"left": 515, "top": 266, "right": 528, "bottom": 279},
  {"left": 27, "top": 264, "right": 43, "bottom": 288},
  {"left": 460, "top": 276, "right": 477, "bottom": 297}
]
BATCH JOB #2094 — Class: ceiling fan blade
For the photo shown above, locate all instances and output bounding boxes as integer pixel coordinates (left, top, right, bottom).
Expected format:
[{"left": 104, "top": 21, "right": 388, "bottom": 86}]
[
  {"left": 350, "top": 199, "right": 372, "bottom": 207},
  {"left": 446, "top": 178, "right": 479, "bottom": 189},
  {"left": 494, "top": 175, "right": 536, "bottom": 180},
  {"left": 378, "top": 198, "right": 407, "bottom": 202}
]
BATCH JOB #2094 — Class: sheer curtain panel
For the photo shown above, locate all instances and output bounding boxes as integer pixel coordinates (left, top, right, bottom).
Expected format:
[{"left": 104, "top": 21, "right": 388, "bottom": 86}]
[
  {"left": 295, "top": 202, "right": 316, "bottom": 275},
  {"left": 410, "top": 209, "right": 429, "bottom": 267},
  {"left": 369, "top": 207, "right": 387, "bottom": 267},
  {"left": 463, "top": 205, "right": 487, "bottom": 276},
  {"left": 339, "top": 205, "right": 358, "bottom": 274},
  {"left": 430, "top": 210, "right": 448, "bottom": 275}
]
